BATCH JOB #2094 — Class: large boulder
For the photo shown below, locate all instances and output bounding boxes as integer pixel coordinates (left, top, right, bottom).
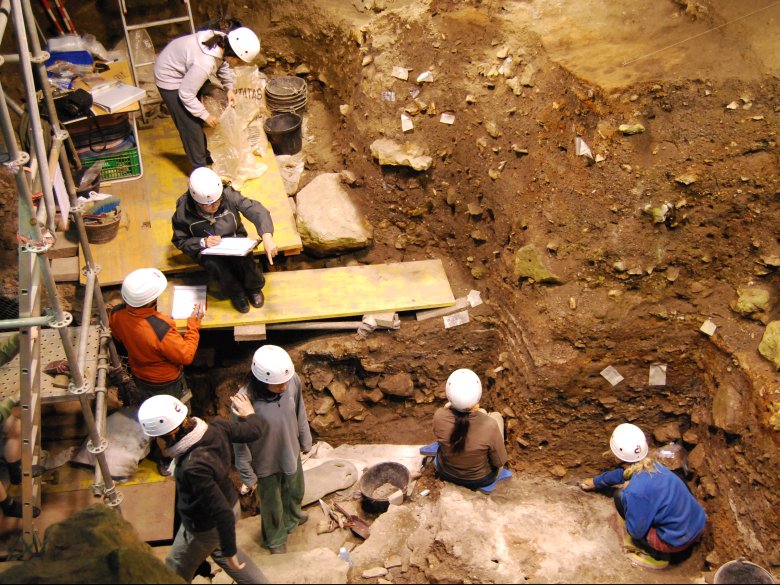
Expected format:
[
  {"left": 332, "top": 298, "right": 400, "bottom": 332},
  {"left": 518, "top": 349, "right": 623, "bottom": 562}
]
[
  {"left": 296, "top": 173, "right": 373, "bottom": 257},
  {"left": 0, "top": 505, "right": 184, "bottom": 584}
]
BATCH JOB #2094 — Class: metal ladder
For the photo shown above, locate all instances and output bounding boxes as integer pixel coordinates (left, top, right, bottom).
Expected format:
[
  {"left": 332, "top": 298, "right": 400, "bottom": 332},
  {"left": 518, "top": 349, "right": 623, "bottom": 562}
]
[
  {"left": 0, "top": 0, "right": 123, "bottom": 556},
  {"left": 118, "top": 0, "right": 196, "bottom": 124}
]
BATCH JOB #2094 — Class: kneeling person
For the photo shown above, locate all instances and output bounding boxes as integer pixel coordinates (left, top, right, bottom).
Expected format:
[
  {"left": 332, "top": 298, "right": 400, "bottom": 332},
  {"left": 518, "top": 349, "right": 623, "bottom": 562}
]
[{"left": 172, "top": 167, "right": 278, "bottom": 313}]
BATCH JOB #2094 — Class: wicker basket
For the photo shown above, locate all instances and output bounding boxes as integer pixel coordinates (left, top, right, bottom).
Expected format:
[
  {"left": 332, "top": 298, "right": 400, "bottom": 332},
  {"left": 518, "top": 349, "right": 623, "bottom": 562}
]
[{"left": 84, "top": 207, "right": 121, "bottom": 244}]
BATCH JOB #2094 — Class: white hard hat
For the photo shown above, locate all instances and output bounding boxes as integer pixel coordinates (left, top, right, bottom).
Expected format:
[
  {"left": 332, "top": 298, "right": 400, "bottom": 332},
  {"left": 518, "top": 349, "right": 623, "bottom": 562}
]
[
  {"left": 189, "top": 167, "right": 223, "bottom": 205},
  {"left": 610, "top": 423, "right": 648, "bottom": 463},
  {"left": 251, "top": 344, "right": 294, "bottom": 384},
  {"left": 138, "top": 394, "right": 187, "bottom": 437},
  {"left": 445, "top": 368, "right": 482, "bottom": 412},
  {"left": 227, "top": 27, "right": 260, "bottom": 63},
  {"left": 121, "top": 268, "right": 168, "bottom": 307}
]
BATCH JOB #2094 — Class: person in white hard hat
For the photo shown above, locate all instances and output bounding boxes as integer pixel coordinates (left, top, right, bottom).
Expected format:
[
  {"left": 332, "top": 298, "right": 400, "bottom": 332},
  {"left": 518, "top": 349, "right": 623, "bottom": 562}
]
[
  {"left": 110, "top": 268, "right": 202, "bottom": 401},
  {"left": 171, "top": 167, "right": 278, "bottom": 313},
  {"left": 431, "top": 368, "right": 508, "bottom": 489},
  {"left": 154, "top": 19, "right": 261, "bottom": 170},
  {"left": 137, "top": 393, "right": 269, "bottom": 584},
  {"left": 579, "top": 423, "right": 707, "bottom": 570},
  {"left": 232, "top": 345, "right": 312, "bottom": 554}
]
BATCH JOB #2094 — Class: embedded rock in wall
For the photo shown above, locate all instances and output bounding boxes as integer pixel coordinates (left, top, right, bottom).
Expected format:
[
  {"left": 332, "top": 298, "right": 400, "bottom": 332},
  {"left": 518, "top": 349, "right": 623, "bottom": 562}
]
[
  {"left": 369, "top": 138, "right": 433, "bottom": 171},
  {"left": 730, "top": 286, "right": 772, "bottom": 322},
  {"left": 758, "top": 321, "right": 780, "bottom": 369},
  {"left": 513, "top": 245, "right": 562, "bottom": 284},
  {"left": 711, "top": 383, "right": 745, "bottom": 435},
  {"left": 296, "top": 173, "right": 374, "bottom": 257}
]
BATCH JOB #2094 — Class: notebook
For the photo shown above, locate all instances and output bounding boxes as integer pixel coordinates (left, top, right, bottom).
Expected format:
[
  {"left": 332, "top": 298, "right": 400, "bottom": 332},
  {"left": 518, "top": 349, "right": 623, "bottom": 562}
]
[
  {"left": 91, "top": 82, "right": 146, "bottom": 113},
  {"left": 171, "top": 285, "right": 207, "bottom": 320},
  {"left": 200, "top": 237, "right": 259, "bottom": 256}
]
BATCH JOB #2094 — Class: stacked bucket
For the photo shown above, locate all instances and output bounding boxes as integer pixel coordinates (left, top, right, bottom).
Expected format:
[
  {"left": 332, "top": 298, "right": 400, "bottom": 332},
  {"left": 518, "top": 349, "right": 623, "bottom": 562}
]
[{"left": 264, "top": 76, "right": 307, "bottom": 155}]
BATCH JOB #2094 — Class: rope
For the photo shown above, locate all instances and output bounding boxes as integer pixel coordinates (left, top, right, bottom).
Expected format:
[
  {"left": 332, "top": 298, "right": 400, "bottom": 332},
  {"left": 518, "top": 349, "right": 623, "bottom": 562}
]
[{"left": 622, "top": 1, "right": 780, "bottom": 67}]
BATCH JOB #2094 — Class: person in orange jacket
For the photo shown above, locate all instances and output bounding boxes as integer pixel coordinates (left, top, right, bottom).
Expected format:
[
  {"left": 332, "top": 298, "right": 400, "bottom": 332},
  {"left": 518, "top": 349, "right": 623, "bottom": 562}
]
[
  {"left": 109, "top": 268, "right": 202, "bottom": 401},
  {"left": 109, "top": 267, "right": 203, "bottom": 475}
]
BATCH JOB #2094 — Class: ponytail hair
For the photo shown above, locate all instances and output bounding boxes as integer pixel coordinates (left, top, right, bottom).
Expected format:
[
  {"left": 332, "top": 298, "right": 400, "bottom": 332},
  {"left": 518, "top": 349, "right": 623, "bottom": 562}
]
[
  {"left": 623, "top": 454, "right": 660, "bottom": 481},
  {"left": 449, "top": 408, "right": 471, "bottom": 453}
]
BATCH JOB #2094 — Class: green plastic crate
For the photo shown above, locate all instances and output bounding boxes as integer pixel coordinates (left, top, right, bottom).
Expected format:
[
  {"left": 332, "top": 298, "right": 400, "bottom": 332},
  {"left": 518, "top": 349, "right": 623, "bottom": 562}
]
[{"left": 81, "top": 147, "right": 140, "bottom": 181}]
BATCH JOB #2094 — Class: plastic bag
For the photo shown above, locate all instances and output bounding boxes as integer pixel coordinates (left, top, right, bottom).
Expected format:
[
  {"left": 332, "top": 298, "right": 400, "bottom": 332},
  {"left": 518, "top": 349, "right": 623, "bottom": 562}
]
[
  {"left": 276, "top": 152, "right": 305, "bottom": 195},
  {"left": 80, "top": 34, "right": 110, "bottom": 61},
  {"left": 206, "top": 105, "right": 268, "bottom": 189}
]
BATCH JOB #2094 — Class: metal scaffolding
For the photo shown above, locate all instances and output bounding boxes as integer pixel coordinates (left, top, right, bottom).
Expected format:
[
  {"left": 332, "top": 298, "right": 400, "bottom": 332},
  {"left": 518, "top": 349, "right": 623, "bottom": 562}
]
[{"left": 0, "top": 0, "right": 122, "bottom": 556}]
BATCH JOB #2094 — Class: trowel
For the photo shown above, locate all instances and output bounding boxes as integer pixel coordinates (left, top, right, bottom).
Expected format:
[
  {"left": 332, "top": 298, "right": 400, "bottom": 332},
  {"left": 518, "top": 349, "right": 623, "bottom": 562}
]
[{"left": 332, "top": 501, "right": 371, "bottom": 540}]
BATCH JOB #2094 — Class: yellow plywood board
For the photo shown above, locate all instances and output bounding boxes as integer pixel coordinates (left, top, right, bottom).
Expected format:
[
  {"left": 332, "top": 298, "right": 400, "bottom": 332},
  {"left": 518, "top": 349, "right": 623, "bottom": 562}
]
[
  {"left": 158, "top": 259, "right": 455, "bottom": 329},
  {"left": 80, "top": 116, "right": 302, "bottom": 285}
]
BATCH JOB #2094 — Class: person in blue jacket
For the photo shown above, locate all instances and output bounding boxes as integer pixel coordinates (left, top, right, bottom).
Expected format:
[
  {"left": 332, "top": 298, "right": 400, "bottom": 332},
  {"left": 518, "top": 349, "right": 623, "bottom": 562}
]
[{"left": 579, "top": 423, "right": 706, "bottom": 570}]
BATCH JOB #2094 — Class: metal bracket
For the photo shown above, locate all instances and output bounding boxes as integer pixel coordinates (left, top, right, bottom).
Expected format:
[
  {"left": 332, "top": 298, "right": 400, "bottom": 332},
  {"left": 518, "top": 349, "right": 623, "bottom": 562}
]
[
  {"left": 68, "top": 379, "right": 90, "bottom": 395},
  {"left": 87, "top": 436, "right": 107, "bottom": 454},
  {"left": 104, "top": 489, "right": 124, "bottom": 508},
  {"left": 70, "top": 202, "right": 85, "bottom": 214},
  {"left": 81, "top": 264, "right": 102, "bottom": 277},
  {"left": 20, "top": 240, "right": 51, "bottom": 254},
  {"left": 3, "top": 151, "right": 30, "bottom": 175},
  {"left": 47, "top": 312, "right": 73, "bottom": 328},
  {"left": 30, "top": 51, "right": 49, "bottom": 64},
  {"left": 53, "top": 129, "right": 69, "bottom": 142}
]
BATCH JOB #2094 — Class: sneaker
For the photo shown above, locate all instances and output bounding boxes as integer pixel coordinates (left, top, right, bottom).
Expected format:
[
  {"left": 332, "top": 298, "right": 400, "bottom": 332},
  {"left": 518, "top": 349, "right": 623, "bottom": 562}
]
[
  {"left": 297, "top": 512, "right": 309, "bottom": 526},
  {"left": 269, "top": 544, "right": 287, "bottom": 555},
  {"left": 1, "top": 497, "right": 41, "bottom": 519},
  {"left": 248, "top": 290, "right": 265, "bottom": 309},
  {"left": 157, "top": 460, "right": 173, "bottom": 477},
  {"left": 8, "top": 462, "right": 46, "bottom": 485},
  {"left": 627, "top": 551, "right": 669, "bottom": 570},
  {"left": 231, "top": 296, "right": 250, "bottom": 314}
]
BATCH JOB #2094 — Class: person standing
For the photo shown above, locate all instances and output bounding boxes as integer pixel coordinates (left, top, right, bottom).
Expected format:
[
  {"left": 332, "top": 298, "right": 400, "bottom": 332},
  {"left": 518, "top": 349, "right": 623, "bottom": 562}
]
[
  {"left": 233, "top": 345, "right": 312, "bottom": 554},
  {"left": 138, "top": 393, "right": 268, "bottom": 583},
  {"left": 154, "top": 23, "right": 261, "bottom": 170},
  {"left": 579, "top": 423, "right": 707, "bottom": 570},
  {"left": 432, "top": 368, "right": 508, "bottom": 489},
  {"left": 172, "top": 167, "right": 278, "bottom": 313}
]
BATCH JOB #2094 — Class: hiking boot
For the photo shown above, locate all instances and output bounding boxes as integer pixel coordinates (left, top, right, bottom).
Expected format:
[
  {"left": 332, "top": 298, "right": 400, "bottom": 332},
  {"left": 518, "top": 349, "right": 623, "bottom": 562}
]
[
  {"left": 8, "top": 461, "right": 46, "bottom": 485},
  {"left": 297, "top": 512, "right": 309, "bottom": 526},
  {"left": 627, "top": 551, "right": 669, "bottom": 570},
  {"left": 269, "top": 544, "right": 287, "bottom": 555},
  {"left": 231, "top": 296, "right": 250, "bottom": 313},
  {"left": 157, "top": 459, "right": 173, "bottom": 477},
  {"left": 248, "top": 290, "right": 265, "bottom": 309},
  {"left": 1, "top": 497, "right": 40, "bottom": 519}
]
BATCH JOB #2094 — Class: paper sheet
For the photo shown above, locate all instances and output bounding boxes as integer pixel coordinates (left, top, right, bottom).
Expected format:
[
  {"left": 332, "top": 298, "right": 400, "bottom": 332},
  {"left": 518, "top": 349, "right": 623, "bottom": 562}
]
[
  {"left": 200, "top": 237, "right": 258, "bottom": 256},
  {"left": 171, "top": 285, "right": 207, "bottom": 320}
]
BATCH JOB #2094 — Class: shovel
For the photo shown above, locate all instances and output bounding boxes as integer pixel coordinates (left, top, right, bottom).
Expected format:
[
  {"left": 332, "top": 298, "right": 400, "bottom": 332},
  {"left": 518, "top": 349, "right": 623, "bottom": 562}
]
[{"left": 333, "top": 502, "right": 371, "bottom": 540}]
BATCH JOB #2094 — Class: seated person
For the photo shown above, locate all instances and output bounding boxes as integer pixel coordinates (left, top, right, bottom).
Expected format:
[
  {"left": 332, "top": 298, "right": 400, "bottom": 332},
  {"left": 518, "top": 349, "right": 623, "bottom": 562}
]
[
  {"left": 579, "top": 423, "right": 707, "bottom": 570},
  {"left": 171, "top": 167, "right": 278, "bottom": 314},
  {"left": 432, "top": 368, "right": 508, "bottom": 489}
]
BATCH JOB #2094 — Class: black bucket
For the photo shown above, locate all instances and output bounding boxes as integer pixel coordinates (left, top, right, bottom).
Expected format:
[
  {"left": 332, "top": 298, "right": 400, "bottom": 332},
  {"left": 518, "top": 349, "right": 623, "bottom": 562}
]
[
  {"left": 358, "top": 462, "right": 410, "bottom": 514},
  {"left": 263, "top": 113, "right": 302, "bottom": 155}
]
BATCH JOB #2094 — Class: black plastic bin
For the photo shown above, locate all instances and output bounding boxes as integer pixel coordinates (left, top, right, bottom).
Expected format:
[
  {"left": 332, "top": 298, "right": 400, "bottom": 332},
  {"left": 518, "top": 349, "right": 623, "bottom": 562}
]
[{"left": 263, "top": 113, "right": 302, "bottom": 155}]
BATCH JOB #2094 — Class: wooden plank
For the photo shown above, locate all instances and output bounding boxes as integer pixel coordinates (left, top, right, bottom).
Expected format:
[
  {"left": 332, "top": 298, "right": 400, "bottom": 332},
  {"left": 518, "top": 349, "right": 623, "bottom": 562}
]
[
  {"left": 234, "top": 323, "right": 267, "bottom": 341},
  {"left": 0, "top": 460, "right": 175, "bottom": 550},
  {"left": 158, "top": 259, "right": 455, "bottom": 330},
  {"left": 50, "top": 256, "right": 80, "bottom": 282},
  {"left": 48, "top": 232, "right": 79, "bottom": 260},
  {"left": 79, "top": 116, "right": 303, "bottom": 285}
]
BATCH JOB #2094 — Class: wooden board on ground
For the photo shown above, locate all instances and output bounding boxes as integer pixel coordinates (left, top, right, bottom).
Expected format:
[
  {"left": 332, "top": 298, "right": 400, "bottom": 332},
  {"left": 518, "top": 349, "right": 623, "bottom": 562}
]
[
  {"left": 79, "top": 116, "right": 302, "bottom": 285},
  {"left": 0, "top": 326, "right": 100, "bottom": 403},
  {"left": 0, "top": 460, "right": 175, "bottom": 554},
  {"left": 157, "top": 259, "right": 455, "bottom": 329}
]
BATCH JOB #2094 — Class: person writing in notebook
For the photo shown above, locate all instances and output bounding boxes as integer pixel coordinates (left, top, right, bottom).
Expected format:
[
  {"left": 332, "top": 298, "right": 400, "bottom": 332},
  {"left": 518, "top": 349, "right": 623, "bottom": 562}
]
[{"left": 172, "top": 167, "right": 278, "bottom": 313}]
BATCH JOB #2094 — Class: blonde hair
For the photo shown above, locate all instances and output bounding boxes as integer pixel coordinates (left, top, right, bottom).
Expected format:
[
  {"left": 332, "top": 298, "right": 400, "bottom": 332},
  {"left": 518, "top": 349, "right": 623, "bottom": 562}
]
[{"left": 623, "top": 454, "right": 660, "bottom": 481}]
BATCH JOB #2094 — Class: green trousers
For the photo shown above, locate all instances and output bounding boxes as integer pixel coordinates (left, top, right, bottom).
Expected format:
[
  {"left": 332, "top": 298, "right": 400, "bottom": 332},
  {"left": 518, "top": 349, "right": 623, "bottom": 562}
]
[{"left": 256, "top": 455, "right": 305, "bottom": 549}]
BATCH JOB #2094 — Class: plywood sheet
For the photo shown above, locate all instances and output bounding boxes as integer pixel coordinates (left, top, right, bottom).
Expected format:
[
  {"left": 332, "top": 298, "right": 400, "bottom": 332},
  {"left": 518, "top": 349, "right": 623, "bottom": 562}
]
[
  {"left": 158, "top": 259, "right": 455, "bottom": 329},
  {"left": 80, "top": 116, "right": 302, "bottom": 285}
]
